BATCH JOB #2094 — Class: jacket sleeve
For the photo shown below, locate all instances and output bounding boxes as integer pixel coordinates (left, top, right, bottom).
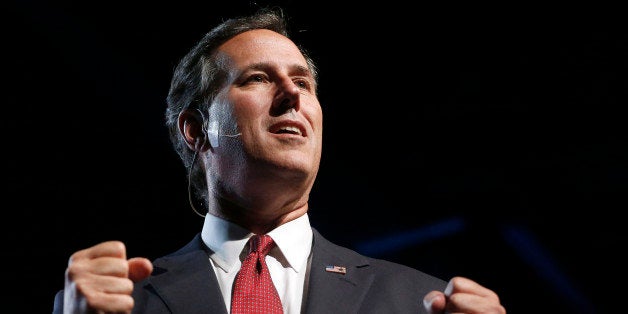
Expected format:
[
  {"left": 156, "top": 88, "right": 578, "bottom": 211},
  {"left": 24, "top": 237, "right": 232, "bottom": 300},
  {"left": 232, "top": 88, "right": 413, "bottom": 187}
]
[{"left": 52, "top": 290, "right": 63, "bottom": 314}]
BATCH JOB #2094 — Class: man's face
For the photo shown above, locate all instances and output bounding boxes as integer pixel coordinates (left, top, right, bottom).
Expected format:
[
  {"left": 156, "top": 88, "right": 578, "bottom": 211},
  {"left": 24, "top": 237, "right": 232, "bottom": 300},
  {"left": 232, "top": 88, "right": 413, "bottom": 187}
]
[{"left": 206, "top": 29, "right": 323, "bottom": 200}]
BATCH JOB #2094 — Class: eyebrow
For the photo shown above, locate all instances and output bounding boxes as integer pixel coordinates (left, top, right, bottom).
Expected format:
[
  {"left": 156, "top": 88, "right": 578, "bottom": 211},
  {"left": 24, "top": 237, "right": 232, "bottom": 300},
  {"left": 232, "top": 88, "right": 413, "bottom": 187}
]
[{"left": 247, "top": 62, "right": 313, "bottom": 78}]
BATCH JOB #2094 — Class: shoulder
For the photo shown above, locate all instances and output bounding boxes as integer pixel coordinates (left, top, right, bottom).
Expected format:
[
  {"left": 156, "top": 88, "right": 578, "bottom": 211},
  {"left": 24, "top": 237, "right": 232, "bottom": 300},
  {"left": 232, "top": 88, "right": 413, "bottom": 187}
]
[
  {"left": 311, "top": 228, "right": 447, "bottom": 287},
  {"left": 309, "top": 228, "right": 447, "bottom": 312}
]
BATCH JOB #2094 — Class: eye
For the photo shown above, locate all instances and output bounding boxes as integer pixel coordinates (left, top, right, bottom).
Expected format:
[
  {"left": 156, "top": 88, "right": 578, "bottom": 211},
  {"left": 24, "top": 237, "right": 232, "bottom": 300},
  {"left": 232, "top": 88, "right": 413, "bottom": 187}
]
[
  {"left": 294, "top": 78, "right": 312, "bottom": 91},
  {"left": 243, "top": 73, "right": 268, "bottom": 84}
]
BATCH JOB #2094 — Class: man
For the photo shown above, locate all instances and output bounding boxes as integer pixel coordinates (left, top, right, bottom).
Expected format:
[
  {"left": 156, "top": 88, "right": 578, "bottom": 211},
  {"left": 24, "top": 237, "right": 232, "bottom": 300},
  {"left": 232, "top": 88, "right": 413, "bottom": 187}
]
[{"left": 53, "top": 8, "right": 506, "bottom": 314}]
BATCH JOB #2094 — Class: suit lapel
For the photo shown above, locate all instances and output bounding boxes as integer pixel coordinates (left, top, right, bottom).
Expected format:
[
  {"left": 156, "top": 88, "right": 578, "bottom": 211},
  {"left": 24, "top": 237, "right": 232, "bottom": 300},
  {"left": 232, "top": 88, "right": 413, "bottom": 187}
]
[
  {"left": 304, "top": 229, "right": 374, "bottom": 314},
  {"left": 147, "top": 235, "right": 228, "bottom": 314}
]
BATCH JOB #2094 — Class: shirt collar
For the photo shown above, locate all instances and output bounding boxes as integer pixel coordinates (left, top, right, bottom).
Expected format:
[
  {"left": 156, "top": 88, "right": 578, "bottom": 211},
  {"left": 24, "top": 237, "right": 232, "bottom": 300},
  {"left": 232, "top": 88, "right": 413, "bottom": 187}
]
[{"left": 201, "top": 213, "right": 312, "bottom": 274}]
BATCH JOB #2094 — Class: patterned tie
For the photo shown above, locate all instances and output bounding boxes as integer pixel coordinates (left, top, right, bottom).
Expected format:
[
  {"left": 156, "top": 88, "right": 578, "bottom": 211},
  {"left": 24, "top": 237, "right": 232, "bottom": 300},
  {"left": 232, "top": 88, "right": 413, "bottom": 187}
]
[{"left": 231, "top": 234, "right": 283, "bottom": 314}]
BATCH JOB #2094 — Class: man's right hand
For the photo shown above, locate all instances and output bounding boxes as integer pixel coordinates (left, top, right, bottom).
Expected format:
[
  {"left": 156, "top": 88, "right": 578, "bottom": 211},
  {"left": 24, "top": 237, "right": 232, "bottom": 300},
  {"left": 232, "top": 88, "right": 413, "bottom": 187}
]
[{"left": 62, "top": 241, "right": 153, "bottom": 314}]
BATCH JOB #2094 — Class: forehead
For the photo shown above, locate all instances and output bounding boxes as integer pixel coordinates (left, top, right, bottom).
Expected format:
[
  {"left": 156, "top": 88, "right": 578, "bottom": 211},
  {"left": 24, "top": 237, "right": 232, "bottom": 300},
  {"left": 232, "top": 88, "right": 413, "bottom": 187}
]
[{"left": 217, "top": 29, "right": 309, "bottom": 68}]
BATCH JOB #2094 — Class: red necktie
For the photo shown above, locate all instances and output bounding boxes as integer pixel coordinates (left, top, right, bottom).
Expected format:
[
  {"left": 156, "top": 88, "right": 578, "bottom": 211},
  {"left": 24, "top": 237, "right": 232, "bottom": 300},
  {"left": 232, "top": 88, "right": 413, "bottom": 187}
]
[{"left": 231, "top": 234, "right": 283, "bottom": 314}]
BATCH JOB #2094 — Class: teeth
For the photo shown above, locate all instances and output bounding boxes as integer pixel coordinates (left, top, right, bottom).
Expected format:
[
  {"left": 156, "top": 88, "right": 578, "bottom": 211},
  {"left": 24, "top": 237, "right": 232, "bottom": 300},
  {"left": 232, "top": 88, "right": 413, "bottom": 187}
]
[{"left": 279, "top": 126, "right": 302, "bottom": 135}]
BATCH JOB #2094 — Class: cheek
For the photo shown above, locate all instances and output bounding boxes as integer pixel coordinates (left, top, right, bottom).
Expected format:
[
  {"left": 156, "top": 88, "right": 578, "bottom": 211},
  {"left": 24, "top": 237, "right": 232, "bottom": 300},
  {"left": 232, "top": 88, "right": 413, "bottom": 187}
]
[
  {"left": 306, "top": 103, "right": 324, "bottom": 132},
  {"left": 234, "top": 104, "right": 265, "bottom": 130},
  {"left": 227, "top": 93, "right": 267, "bottom": 130}
]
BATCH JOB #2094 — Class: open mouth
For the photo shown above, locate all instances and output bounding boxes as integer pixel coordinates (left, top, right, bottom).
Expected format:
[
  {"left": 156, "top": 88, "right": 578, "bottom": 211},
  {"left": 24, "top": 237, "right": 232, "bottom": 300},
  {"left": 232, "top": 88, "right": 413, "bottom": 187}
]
[{"left": 269, "top": 122, "right": 306, "bottom": 137}]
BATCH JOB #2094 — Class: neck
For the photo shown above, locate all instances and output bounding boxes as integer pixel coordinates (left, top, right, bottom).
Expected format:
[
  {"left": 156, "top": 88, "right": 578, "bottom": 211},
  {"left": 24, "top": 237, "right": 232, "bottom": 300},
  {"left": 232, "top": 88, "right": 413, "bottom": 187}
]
[{"left": 206, "top": 191, "right": 310, "bottom": 234}]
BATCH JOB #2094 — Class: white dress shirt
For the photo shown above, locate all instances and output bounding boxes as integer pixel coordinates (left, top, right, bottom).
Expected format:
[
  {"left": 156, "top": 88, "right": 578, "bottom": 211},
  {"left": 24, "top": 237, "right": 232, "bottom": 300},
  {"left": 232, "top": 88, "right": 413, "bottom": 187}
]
[{"left": 201, "top": 213, "right": 313, "bottom": 314}]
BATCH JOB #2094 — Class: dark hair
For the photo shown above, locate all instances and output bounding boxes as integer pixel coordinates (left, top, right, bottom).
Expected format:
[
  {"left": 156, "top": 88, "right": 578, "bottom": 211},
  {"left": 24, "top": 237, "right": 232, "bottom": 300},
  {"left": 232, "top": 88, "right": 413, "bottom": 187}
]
[{"left": 165, "top": 7, "right": 318, "bottom": 210}]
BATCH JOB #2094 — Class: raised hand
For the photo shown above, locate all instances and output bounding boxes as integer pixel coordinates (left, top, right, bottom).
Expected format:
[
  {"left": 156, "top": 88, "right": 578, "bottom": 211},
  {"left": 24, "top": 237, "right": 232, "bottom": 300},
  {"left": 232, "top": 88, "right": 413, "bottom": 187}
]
[
  {"left": 423, "top": 276, "right": 506, "bottom": 314},
  {"left": 62, "top": 241, "right": 153, "bottom": 314}
]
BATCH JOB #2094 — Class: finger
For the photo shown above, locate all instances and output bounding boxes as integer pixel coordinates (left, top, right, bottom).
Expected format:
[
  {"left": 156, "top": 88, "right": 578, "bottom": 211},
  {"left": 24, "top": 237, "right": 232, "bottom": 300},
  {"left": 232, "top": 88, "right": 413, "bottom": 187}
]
[
  {"left": 445, "top": 276, "right": 499, "bottom": 299},
  {"left": 445, "top": 292, "right": 506, "bottom": 314},
  {"left": 78, "top": 287, "right": 135, "bottom": 314},
  {"left": 444, "top": 277, "right": 505, "bottom": 314},
  {"left": 67, "top": 256, "right": 131, "bottom": 280},
  {"left": 74, "top": 273, "right": 135, "bottom": 295},
  {"left": 66, "top": 271, "right": 136, "bottom": 313},
  {"left": 128, "top": 257, "right": 153, "bottom": 282},
  {"left": 423, "top": 290, "right": 446, "bottom": 313},
  {"left": 69, "top": 241, "right": 127, "bottom": 263}
]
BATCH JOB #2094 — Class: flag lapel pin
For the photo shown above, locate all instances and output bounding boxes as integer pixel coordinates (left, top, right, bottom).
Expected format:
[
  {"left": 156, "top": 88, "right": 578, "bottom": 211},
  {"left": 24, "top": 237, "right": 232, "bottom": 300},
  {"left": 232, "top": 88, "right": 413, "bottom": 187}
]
[{"left": 325, "top": 265, "right": 347, "bottom": 274}]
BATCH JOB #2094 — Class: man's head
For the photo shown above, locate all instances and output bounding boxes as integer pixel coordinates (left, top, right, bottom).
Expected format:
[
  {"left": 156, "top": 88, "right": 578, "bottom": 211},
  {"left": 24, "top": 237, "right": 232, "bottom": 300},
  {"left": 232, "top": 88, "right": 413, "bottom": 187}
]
[{"left": 165, "top": 8, "right": 322, "bottom": 221}]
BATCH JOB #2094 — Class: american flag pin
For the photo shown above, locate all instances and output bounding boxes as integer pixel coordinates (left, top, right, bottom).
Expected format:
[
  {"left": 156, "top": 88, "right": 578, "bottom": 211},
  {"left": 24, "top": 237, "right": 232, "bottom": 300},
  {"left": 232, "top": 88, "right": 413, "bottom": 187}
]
[{"left": 325, "top": 265, "right": 347, "bottom": 274}]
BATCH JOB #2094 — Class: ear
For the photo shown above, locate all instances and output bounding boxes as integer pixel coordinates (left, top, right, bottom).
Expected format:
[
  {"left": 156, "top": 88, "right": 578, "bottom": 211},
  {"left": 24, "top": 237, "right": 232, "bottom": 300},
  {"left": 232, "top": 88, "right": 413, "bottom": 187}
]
[{"left": 178, "top": 109, "right": 208, "bottom": 151}]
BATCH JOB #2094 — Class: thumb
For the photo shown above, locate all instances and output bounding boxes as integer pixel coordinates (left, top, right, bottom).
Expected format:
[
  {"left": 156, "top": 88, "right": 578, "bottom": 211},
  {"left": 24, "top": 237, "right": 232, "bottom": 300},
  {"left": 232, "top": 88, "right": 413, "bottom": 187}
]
[
  {"left": 423, "top": 290, "right": 446, "bottom": 313},
  {"left": 127, "top": 257, "right": 153, "bottom": 282}
]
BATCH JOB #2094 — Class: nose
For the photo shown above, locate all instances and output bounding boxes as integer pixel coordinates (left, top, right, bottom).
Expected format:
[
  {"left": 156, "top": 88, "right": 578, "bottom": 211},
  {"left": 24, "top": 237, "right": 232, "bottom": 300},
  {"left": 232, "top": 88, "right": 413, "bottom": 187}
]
[{"left": 272, "top": 78, "right": 300, "bottom": 114}]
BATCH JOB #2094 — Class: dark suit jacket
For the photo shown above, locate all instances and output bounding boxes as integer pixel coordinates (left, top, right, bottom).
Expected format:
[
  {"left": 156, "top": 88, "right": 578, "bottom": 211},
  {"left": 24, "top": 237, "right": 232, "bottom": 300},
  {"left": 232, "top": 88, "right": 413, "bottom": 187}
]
[{"left": 53, "top": 228, "right": 447, "bottom": 313}]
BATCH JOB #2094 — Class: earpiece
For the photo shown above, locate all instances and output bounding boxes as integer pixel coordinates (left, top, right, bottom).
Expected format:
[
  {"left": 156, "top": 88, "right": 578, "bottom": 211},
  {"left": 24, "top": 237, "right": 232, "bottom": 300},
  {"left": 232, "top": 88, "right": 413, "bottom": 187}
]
[
  {"left": 206, "top": 119, "right": 220, "bottom": 148},
  {"left": 195, "top": 108, "right": 240, "bottom": 148},
  {"left": 196, "top": 108, "right": 219, "bottom": 148}
]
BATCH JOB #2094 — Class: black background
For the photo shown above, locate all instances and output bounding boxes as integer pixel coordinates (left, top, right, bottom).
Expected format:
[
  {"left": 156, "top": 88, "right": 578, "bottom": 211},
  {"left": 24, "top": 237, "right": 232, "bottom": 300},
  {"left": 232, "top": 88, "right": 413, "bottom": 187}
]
[{"left": 6, "top": 1, "right": 627, "bottom": 313}]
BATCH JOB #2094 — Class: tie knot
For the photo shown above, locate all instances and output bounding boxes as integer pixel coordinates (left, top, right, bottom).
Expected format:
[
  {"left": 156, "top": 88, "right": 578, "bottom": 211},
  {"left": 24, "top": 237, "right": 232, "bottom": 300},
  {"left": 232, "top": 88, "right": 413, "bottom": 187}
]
[{"left": 249, "top": 234, "right": 275, "bottom": 256}]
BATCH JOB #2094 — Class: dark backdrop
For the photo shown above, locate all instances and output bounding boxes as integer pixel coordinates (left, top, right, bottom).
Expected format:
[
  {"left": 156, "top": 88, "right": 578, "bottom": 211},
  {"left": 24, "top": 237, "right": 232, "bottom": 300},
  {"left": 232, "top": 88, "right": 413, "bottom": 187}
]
[{"left": 6, "top": 1, "right": 626, "bottom": 313}]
